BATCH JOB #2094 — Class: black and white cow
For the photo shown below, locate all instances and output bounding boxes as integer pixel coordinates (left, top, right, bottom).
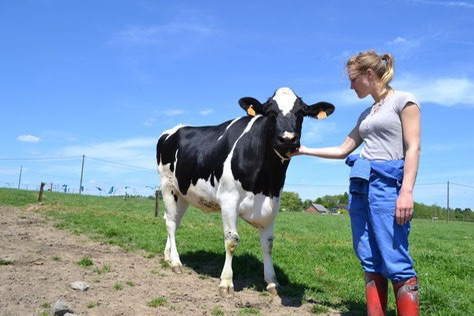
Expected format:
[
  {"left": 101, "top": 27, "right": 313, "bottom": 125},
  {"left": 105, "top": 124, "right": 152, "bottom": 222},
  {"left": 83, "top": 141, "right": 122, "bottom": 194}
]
[{"left": 156, "top": 87, "right": 334, "bottom": 297}]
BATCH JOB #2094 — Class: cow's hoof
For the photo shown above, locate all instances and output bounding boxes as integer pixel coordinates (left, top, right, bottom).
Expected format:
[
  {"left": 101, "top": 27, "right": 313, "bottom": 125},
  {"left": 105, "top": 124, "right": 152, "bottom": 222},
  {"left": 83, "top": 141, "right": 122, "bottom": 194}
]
[
  {"left": 171, "top": 265, "right": 183, "bottom": 274},
  {"left": 219, "top": 286, "right": 235, "bottom": 298},
  {"left": 266, "top": 283, "right": 278, "bottom": 296}
]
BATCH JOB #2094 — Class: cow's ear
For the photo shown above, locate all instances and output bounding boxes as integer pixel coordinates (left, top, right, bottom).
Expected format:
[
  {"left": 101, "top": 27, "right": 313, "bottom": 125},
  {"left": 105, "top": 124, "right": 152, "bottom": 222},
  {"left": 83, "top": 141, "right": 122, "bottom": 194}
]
[
  {"left": 305, "top": 102, "right": 335, "bottom": 120},
  {"left": 239, "top": 97, "right": 264, "bottom": 117}
]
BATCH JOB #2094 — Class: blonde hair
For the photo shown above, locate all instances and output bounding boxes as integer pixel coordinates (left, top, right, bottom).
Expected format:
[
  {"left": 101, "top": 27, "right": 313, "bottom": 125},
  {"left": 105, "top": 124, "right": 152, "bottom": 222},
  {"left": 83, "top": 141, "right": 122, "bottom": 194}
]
[{"left": 346, "top": 50, "right": 394, "bottom": 96}]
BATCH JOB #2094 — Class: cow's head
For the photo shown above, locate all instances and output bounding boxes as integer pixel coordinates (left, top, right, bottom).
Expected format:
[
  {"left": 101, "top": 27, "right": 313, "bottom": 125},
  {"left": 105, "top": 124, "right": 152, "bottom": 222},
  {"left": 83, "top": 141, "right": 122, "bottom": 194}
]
[{"left": 239, "top": 87, "right": 334, "bottom": 160}]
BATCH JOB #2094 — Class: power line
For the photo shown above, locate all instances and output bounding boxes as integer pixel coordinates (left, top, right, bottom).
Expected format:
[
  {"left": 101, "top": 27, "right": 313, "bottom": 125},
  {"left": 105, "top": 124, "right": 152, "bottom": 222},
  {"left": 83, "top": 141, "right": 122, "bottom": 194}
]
[
  {"left": 23, "top": 169, "right": 80, "bottom": 181},
  {"left": 449, "top": 182, "right": 474, "bottom": 189},
  {"left": 86, "top": 156, "right": 156, "bottom": 173},
  {"left": 0, "top": 156, "right": 82, "bottom": 161},
  {"left": 285, "top": 183, "right": 347, "bottom": 188}
]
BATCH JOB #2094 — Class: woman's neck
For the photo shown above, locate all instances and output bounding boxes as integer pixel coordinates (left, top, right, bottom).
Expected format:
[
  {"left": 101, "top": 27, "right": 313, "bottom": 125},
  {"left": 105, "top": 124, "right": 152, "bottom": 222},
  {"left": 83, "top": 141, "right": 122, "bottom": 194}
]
[{"left": 372, "top": 87, "right": 393, "bottom": 103}]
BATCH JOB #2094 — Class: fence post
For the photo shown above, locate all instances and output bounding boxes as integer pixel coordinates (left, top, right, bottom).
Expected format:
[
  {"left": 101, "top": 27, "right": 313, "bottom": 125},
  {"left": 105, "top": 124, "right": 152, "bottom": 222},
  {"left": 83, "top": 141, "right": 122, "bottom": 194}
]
[
  {"left": 79, "top": 155, "right": 85, "bottom": 195},
  {"left": 38, "top": 182, "right": 46, "bottom": 202},
  {"left": 154, "top": 190, "right": 159, "bottom": 217}
]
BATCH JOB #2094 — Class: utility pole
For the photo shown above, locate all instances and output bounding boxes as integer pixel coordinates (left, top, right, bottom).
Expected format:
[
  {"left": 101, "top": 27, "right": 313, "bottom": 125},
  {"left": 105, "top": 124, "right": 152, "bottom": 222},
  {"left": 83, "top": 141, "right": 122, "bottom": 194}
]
[
  {"left": 17, "top": 165, "right": 22, "bottom": 189},
  {"left": 79, "top": 155, "right": 85, "bottom": 195},
  {"left": 447, "top": 180, "right": 450, "bottom": 222}
]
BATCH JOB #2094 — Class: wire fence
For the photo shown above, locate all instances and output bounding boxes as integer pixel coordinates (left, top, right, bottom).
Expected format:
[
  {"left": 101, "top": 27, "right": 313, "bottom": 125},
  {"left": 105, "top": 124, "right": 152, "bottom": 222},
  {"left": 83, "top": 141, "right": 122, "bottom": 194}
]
[
  {"left": 1, "top": 155, "right": 474, "bottom": 210},
  {"left": 0, "top": 155, "right": 158, "bottom": 197}
]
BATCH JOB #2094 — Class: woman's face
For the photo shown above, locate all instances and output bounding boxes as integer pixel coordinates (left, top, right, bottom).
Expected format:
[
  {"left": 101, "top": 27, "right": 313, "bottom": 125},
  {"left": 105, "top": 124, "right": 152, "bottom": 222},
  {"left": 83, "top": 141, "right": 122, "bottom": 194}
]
[{"left": 348, "top": 66, "right": 371, "bottom": 99}]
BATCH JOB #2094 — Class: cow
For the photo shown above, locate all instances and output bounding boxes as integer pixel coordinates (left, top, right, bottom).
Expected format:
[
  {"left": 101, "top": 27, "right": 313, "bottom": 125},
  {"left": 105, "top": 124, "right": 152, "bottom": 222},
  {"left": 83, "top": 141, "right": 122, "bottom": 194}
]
[{"left": 156, "top": 87, "right": 334, "bottom": 297}]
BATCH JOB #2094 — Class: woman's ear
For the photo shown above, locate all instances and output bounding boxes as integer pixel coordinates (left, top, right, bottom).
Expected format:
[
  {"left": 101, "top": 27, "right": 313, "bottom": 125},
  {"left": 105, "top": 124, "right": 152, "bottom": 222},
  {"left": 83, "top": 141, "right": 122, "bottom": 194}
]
[{"left": 366, "top": 68, "right": 375, "bottom": 80}]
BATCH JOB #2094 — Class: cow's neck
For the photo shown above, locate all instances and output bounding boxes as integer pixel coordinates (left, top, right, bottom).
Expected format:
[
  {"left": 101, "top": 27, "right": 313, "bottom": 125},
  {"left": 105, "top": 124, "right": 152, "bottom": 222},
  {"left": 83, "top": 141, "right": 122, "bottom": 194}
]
[
  {"left": 273, "top": 149, "right": 290, "bottom": 164},
  {"left": 254, "top": 145, "right": 290, "bottom": 198}
]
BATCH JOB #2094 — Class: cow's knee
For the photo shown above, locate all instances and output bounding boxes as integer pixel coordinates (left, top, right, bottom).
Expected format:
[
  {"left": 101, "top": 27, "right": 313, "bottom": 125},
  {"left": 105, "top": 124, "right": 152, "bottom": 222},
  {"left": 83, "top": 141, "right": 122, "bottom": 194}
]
[{"left": 225, "top": 231, "right": 239, "bottom": 254}]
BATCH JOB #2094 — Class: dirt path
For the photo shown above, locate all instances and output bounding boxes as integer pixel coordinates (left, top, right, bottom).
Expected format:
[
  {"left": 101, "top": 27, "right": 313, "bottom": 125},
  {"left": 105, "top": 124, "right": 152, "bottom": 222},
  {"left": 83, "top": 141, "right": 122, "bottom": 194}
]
[{"left": 0, "top": 206, "right": 341, "bottom": 315}]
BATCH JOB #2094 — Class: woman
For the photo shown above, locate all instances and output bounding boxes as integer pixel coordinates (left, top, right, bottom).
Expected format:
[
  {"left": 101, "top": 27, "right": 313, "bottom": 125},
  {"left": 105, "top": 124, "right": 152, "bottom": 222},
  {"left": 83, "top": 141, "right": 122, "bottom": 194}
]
[{"left": 293, "top": 50, "right": 420, "bottom": 315}]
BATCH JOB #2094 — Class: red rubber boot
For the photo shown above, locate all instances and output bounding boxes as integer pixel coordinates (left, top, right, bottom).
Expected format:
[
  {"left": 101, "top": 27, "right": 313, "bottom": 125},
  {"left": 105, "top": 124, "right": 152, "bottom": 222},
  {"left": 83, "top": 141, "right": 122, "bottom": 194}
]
[
  {"left": 393, "top": 277, "right": 419, "bottom": 316},
  {"left": 364, "top": 273, "right": 388, "bottom": 316}
]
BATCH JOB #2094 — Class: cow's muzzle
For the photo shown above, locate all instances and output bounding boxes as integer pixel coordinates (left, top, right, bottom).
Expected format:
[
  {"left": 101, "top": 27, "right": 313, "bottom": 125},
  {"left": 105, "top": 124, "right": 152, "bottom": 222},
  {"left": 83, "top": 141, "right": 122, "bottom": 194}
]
[
  {"left": 277, "top": 132, "right": 300, "bottom": 151},
  {"left": 274, "top": 132, "right": 300, "bottom": 162}
]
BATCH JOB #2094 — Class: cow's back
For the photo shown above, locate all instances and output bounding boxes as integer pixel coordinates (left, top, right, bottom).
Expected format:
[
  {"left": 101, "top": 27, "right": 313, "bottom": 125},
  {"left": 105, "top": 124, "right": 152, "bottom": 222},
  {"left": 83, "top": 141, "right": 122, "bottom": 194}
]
[{"left": 157, "top": 115, "right": 269, "bottom": 212}]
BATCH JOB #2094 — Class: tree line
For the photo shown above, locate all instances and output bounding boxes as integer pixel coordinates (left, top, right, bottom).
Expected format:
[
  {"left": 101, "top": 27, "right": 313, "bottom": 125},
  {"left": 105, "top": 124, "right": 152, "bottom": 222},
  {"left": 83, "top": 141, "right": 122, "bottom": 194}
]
[{"left": 279, "top": 191, "right": 474, "bottom": 222}]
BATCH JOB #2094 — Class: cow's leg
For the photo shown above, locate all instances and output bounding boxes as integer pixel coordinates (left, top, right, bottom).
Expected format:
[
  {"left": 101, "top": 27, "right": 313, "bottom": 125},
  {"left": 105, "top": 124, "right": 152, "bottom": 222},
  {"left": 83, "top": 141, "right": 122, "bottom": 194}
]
[
  {"left": 219, "top": 209, "right": 239, "bottom": 297},
  {"left": 162, "top": 189, "right": 188, "bottom": 273},
  {"left": 259, "top": 223, "right": 279, "bottom": 295}
]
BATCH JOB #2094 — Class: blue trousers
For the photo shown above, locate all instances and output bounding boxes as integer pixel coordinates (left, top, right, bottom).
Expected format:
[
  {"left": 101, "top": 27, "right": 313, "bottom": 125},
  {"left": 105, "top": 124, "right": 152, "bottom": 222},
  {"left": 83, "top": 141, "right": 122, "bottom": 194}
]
[{"left": 346, "top": 155, "right": 416, "bottom": 282}]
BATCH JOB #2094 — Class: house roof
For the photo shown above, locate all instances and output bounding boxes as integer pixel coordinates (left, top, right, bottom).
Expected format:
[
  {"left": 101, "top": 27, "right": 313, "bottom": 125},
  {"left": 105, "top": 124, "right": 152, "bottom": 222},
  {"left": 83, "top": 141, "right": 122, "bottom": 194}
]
[{"left": 306, "top": 203, "right": 329, "bottom": 213}]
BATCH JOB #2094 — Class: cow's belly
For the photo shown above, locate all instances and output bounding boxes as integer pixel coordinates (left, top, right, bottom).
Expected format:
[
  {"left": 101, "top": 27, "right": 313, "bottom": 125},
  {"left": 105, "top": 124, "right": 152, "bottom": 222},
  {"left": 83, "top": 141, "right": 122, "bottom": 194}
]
[
  {"left": 183, "top": 179, "right": 221, "bottom": 213},
  {"left": 238, "top": 193, "right": 279, "bottom": 228},
  {"left": 181, "top": 179, "right": 279, "bottom": 228}
]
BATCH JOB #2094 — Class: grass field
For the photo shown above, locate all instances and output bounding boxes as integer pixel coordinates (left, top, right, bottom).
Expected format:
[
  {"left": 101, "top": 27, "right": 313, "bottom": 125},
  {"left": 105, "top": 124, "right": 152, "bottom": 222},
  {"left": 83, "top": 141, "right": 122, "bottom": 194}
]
[{"left": 1, "top": 188, "right": 472, "bottom": 315}]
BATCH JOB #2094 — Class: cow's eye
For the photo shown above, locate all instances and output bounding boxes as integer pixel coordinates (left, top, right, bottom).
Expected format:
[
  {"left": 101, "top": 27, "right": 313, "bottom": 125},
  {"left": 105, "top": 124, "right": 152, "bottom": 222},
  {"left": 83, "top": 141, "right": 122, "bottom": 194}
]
[{"left": 266, "top": 110, "right": 278, "bottom": 119}]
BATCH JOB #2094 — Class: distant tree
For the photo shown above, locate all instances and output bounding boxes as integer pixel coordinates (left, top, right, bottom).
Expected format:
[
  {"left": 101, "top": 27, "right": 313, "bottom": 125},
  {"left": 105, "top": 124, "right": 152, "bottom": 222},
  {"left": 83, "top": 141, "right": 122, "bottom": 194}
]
[
  {"left": 314, "top": 197, "right": 329, "bottom": 211},
  {"left": 280, "top": 191, "right": 304, "bottom": 211},
  {"left": 454, "top": 208, "right": 463, "bottom": 220},
  {"left": 308, "top": 192, "right": 471, "bottom": 221},
  {"left": 462, "top": 207, "right": 473, "bottom": 222},
  {"left": 342, "top": 192, "right": 349, "bottom": 204},
  {"left": 314, "top": 194, "right": 348, "bottom": 210}
]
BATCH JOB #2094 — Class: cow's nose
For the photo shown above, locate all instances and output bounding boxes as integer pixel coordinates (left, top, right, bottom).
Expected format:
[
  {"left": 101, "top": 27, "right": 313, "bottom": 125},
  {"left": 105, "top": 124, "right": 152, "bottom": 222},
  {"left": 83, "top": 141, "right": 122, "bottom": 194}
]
[{"left": 278, "top": 132, "right": 298, "bottom": 146}]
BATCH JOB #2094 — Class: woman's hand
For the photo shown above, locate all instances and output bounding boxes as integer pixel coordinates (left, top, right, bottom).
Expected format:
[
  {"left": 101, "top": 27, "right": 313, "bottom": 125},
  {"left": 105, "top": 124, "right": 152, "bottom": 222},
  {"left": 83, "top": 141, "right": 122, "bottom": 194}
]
[
  {"left": 395, "top": 191, "right": 414, "bottom": 225},
  {"left": 289, "top": 145, "right": 308, "bottom": 157}
]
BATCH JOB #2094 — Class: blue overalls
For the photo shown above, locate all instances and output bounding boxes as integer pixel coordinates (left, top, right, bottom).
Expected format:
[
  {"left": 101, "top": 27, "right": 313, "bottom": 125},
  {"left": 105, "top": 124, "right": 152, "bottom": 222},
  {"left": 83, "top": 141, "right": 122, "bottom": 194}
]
[{"left": 345, "top": 154, "right": 416, "bottom": 282}]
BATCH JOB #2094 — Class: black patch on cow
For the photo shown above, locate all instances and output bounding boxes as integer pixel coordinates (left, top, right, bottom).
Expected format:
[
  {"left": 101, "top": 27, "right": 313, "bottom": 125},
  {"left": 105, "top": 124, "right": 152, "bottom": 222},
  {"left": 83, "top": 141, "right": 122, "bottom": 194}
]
[
  {"left": 230, "top": 115, "right": 290, "bottom": 197},
  {"left": 157, "top": 134, "right": 177, "bottom": 173},
  {"left": 157, "top": 117, "right": 251, "bottom": 195}
]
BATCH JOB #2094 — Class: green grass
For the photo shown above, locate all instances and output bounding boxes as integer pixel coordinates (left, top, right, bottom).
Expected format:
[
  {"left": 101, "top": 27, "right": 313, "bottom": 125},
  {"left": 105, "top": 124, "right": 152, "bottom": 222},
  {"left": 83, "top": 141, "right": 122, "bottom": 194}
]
[
  {"left": 1, "top": 187, "right": 473, "bottom": 315},
  {"left": 93, "top": 264, "right": 111, "bottom": 274},
  {"left": 76, "top": 256, "right": 94, "bottom": 267},
  {"left": 147, "top": 297, "right": 167, "bottom": 308},
  {"left": 113, "top": 283, "right": 123, "bottom": 291},
  {"left": 0, "top": 259, "right": 14, "bottom": 265}
]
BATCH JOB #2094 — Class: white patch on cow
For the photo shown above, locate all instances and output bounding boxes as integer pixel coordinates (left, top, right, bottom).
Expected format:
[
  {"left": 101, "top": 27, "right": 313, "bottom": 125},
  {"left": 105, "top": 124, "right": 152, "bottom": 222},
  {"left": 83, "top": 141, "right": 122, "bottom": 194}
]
[
  {"left": 182, "top": 178, "right": 221, "bottom": 212},
  {"left": 272, "top": 87, "right": 297, "bottom": 116},
  {"left": 161, "top": 124, "right": 186, "bottom": 141},
  {"left": 214, "top": 115, "right": 263, "bottom": 219},
  {"left": 282, "top": 131, "right": 295, "bottom": 140},
  {"left": 222, "top": 115, "right": 260, "bottom": 178},
  {"left": 239, "top": 193, "right": 280, "bottom": 228},
  {"left": 218, "top": 117, "right": 243, "bottom": 142}
]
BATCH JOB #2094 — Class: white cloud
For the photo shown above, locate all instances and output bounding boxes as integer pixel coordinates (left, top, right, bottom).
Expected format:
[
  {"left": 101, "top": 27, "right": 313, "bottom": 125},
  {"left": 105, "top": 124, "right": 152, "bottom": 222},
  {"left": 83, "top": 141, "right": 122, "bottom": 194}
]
[
  {"left": 165, "top": 109, "right": 185, "bottom": 116},
  {"left": 388, "top": 36, "right": 407, "bottom": 45},
  {"left": 301, "top": 120, "right": 337, "bottom": 144},
  {"left": 114, "top": 22, "right": 216, "bottom": 46},
  {"left": 423, "top": 141, "right": 474, "bottom": 152},
  {"left": 398, "top": 77, "right": 474, "bottom": 106},
  {"left": 386, "top": 36, "right": 421, "bottom": 57},
  {"left": 320, "top": 75, "right": 474, "bottom": 108},
  {"left": 143, "top": 117, "right": 155, "bottom": 127},
  {"left": 110, "top": 9, "right": 218, "bottom": 50},
  {"left": 17, "top": 135, "right": 40, "bottom": 143},
  {"left": 318, "top": 89, "right": 367, "bottom": 108},
  {"left": 108, "top": 10, "right": 220, "bottom": 64},
  {"left": 413, "top": 0, "right": 474, "bottom": 9},
  {"left": 200, "top": 109, "right": 214, "bottom": 116},
  {"left": 59, "top": 137, "right": 157, "bottom": 170}
]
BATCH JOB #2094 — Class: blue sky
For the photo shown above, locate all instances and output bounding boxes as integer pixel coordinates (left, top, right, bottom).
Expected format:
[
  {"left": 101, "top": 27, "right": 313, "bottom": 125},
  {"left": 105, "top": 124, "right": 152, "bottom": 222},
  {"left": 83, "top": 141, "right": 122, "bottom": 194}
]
[{"left": 1, "top": 1, "right": 474, "bottom": 209}]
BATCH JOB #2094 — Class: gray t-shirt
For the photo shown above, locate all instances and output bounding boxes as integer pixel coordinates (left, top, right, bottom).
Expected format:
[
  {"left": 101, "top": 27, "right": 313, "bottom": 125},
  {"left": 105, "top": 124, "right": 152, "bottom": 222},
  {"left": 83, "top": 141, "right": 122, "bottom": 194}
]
[{"left": 357, "top": 90, "right": 420, "bottom": 161}]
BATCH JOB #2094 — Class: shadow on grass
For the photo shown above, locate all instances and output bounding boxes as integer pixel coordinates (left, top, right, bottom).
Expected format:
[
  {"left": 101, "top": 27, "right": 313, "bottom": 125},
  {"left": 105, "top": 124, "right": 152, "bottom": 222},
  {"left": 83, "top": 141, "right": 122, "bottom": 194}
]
[{"left": 180, "top": 250, "right": 364, "bottom": 313}]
